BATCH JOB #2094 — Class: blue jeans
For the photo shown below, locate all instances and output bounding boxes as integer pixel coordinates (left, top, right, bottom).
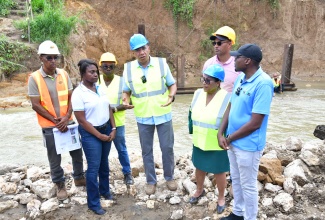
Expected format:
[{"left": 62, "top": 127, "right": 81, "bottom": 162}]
[
  {"left": 112, "top": 126, "right": 131, "bottom": 174},
  {"left": 42, "top": 127, "right": 84, "bottom": 183},
  {"left": 78, "top": 122, "right": 112, "bottom": 211}
]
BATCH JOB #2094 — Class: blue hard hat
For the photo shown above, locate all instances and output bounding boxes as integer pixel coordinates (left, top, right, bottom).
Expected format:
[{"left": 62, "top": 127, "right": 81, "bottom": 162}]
[
  {"left": 203, "top": 64, "right": 225, "bottom": 82},
  {"left": 129, "top": 34, "right": 149, "bottom": 50}
]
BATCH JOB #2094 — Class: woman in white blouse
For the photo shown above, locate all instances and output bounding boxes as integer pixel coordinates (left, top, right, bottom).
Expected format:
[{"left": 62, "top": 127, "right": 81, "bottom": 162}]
[{"left": 71, "top": 59, "right": 116, "bottom": 215}]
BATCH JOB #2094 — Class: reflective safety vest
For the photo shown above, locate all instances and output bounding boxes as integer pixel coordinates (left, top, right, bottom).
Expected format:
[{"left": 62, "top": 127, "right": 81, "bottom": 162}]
[
  {"left": 31, "top": 69, "right": 71, "bottom": 128},
  {"left": 124, "top": 57, "right": 171, "bottom": 117},
  {"left": 191, "top": 88, "right": 231, "bottom": 151},
  {"left": 99, "top": 74, "right": 125, "bottom": 127},
  {"left": 272, "top": 78, "right": 280, "bottom": 87}
]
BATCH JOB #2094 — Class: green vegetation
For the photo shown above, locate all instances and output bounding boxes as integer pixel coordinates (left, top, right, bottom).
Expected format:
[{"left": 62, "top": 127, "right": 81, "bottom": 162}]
[
  {"left": 15, "top": 0, "right": 80, "bottom": 55},
  {"left": 0, "top": 35, "right": 32, "bottom": 78},
  {"left": 164, "top": 0, "right": 195, "bottom": 30},
  {"left": 0, "top": 0, "right": 17, "bottom": 17},
  {"left": 267, "top": 0, "right": 280, "bottom": 9}
]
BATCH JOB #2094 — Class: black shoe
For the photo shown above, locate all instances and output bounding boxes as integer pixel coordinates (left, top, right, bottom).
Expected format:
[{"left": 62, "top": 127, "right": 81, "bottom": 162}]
[
  {"left": 220, "top": 212, "right": 244, "bottom": 220},
  {"left": 217, "top": 203, "right": 226, "bottom": 214},
  {"left": 102, "top": 193, "right": 114, "bottom": 200},
  {"left": 189, "top": 189, "right": 205, "bottom": 204},
  {"left": 124, "top": 173, "right": 134, "bottom": 185},
  {"left": 92, "top": 208, "right": 106, "bottom": 215}
]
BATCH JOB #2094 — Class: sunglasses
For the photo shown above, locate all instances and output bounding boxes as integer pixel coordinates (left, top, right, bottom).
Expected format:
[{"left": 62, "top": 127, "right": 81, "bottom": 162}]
[
  {"left": 200, "top": 77, "right": 215, "bottom": 85},
  {"left": 141, "top": 75, "right": 147, "bottom": 83},
  {"left": 101, "top": 64, "right": 115, "bottom": 70},
  {"left": 44, "top": 55, "right": 59, "bottom": 61},
  {"left": 212, "top": 41, "right": 227, "bottom": 46},
  {"left": 235, "top": 86, "right": 243, "bottom": 96}
]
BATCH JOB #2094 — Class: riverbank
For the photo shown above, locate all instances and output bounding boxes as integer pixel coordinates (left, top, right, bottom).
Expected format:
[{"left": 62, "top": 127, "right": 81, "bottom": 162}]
[{"left": 1, "top": 137, "right": 325, "bottom": 219}]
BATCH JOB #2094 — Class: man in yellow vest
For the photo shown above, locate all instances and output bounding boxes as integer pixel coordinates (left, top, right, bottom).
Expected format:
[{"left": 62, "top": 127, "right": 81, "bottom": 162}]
[
  {"left": 98, "top": 52, "right": 134, "bottom": 185},
  {"left": 28, "top": 40, "right": 85, "bottom": 200},
  {"left": 122, "top": 34, "right": 177, "bottom": 195}
]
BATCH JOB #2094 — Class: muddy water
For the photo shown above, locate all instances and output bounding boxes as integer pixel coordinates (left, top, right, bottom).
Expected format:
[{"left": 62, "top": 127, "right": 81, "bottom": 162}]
[{"left": 0, "top": 80, "right": 324, "bottom": 166}]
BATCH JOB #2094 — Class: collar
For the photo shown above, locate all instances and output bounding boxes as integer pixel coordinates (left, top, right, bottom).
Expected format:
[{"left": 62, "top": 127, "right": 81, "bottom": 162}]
[
  {"left": 79, "top": 81, "right": 98, "bottom": 92},
  {"left": 136, "top": 56, "right": 154, "bottom": 69},
  {"left": 216, "top": 55, "right": 234, "bottom": 65},
  {"left": 241, "top": 67, "right": 263, "bottom": 84},
  {"left": 40, "top": 66, "right": 58, "bottom": 78}
]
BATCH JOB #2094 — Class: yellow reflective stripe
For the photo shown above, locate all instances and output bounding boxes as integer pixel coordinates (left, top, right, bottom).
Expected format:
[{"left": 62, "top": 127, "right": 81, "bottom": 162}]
[
  {"left": 59, "top": 100, "right": 68, "bottom": 106},
  {"left": 57, "top": 90, "right": 68, "bottom": 96}
]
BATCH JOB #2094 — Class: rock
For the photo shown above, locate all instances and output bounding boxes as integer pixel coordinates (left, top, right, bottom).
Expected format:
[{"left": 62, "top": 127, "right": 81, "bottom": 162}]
[
  {"left": 0, "top": 200, "right": 18, "bottom": 213},
  {"left": 170, "top": 209, "right": 183, "bottom": 219},
  {"left": 285, "top": 137, "right": 303, "bottom": 151},
  {"left": 27, "top": 166, "right": 44, "bottom": 181},
  {"left": 262, "top": 197, "right": 273, "bottom": 207},
  {"left": 10, "top": 173, "right": 21, "bottom": 183},
  {"left": 299, "top": 140, "right": 323, "bottom": 166},
  {"left": 146, "top": 200, "right": 156, "bottom": 209},
  {"left": 101, "top": 199, "right": 115, "bottom": 207},
  {"left": 0, "top": 182, "right": 17, "bottom": 194},
  {"left": 27, "top": 199, "right": 41, "bottom": 219},
  {"left": 273, "top": 192, "right": 294, "bottom": 211},
  {"left": 259, "top": 157, "right": 283, "bottom": 184},
  {"left": 114, "top": 180, "right": 127, "bottom": 194},
  {"left": 15, "top": 193, "right": 37, "bottom": 205},
  {"left": 169, "top": 196, "right": 181, "bottom": 204},
  {"left": 264, "top": 183, "right": 282, "bottom": 193},
  {"left": 182, "top": 178, "right": 196, "bottom": 194},
  {"left": 313, "top": 125, "right": 325, "bottom": 140},
  {"left": 262, "top": 150, "right": 278, "bottom": 159},
  {"left": 283, "top": 178, "right": 295, "bottom": 194},
  {"left": 71, "top": 196, "right": 87, "bottom": 205},
  {"left": 0, "top": 164, "right": 19, "bottom": 175},
  {"left": 284, "top": 159, "right": 311, "bottom": 186},
  {"left": 30, "top": 179, "right": 56, "bottom": 199},
  {"left": 23, "top": 179, "right": 33, "bottom": 187},
  {"left": 40, "top": 198, "right": 59, "bottom": 213}
]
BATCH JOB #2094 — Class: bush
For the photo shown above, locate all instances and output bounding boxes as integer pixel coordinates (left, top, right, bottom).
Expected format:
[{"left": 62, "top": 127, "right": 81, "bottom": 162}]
[
  {"left": 0, "top": 35, "right": 32, "bottom": 77},
  {"left": 14, "top": 1, "right": 79, "bottom": 55},
  {"left": 0, "top": 0, "right": 17, "bottom": 17}
]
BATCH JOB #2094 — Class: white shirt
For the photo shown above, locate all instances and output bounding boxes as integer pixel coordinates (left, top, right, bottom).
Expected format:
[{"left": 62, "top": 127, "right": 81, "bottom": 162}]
[{"left": 71, "top": 82, "right": 110, "bottom": 126}]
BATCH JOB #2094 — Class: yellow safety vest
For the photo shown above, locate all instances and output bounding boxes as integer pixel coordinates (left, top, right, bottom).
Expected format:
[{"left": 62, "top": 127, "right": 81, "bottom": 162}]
[
  {"left": 124, "top": 57, "right": 171, "bottom": 117},
  {"left": 191, "top": 88, "right": 231, "bottom": 151},
  {"left": 31, "top": 69, "right": 71, "bottom": 128},
  {"left": 99, "top": 74, "right": 125, "bottom": 127}
]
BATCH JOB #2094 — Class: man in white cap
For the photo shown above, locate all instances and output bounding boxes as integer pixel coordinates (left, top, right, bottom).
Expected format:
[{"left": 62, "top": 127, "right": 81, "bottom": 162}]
[
  {"left": 122, "top": 34, "right": 177, "bottom": 195},
  {"left": 28, "top": 40, "right": 85, "bottom": 200},
  {"left": 203, "top": 26, "right": 240, "bottom": 93}
]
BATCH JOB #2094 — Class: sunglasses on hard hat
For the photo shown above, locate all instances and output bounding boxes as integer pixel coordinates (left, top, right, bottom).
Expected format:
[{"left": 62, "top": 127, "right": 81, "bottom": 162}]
[
  {"left": 43, "top": 55, "right": 59, "bottom": 61},
  {"left": 101, "top": 64, "right": 115, "bottom": 70},
  {"left": 212, "top": 41, "right": 227, "bottom": 46}
]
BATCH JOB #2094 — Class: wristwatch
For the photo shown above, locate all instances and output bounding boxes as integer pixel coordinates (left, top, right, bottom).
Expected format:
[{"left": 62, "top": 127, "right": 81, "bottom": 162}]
[{"left": 226, "top": 134, "right": 232, "bottom": 142}]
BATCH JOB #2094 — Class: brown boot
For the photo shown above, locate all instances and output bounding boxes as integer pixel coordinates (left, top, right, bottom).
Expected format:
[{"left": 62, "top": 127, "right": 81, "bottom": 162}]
[
  {"left": 74, "top": 176, "right": 86, "bottom": 186},
  {"left": 56, "top": 182, "right": 68, "bottom": 200}
]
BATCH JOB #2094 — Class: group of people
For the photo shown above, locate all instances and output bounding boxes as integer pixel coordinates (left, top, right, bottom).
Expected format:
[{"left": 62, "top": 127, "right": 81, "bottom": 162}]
[{"left": 28, "top": 25, "right": 273, "bottom": 220}]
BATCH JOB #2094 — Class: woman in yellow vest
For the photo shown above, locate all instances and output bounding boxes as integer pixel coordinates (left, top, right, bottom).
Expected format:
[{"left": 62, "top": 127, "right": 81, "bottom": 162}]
[
  {"left": 272, "top": 72, "right": 282, "bottom": 94},
  {"left": 188, "top": 64, "right": 231, "bottom": 214}
]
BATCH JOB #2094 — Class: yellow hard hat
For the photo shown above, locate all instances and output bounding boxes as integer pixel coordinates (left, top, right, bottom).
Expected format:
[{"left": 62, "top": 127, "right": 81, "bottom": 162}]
[
  {"left": 99, "top": 52, "right": 117, "bottom": 66},
  {"left": 210, "top": 26, "right": 236, "bottom": 45}
]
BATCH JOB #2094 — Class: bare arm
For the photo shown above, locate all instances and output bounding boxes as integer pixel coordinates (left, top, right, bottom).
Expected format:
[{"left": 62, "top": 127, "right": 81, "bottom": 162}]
[
  {"left": 55, "top": 89, "right": 73, "bottom": 132},
  {"left": 161, "top": 83, "right": 177, "bottom": 107},
  {"left": 122, "top": 91, "right": 134, "bottom": 108},
  {"left": 217, "top": 104, "right": 231, "bottom": 150},
  {"left": 74, "top": 111, "right": 112, "bottom": 142}
]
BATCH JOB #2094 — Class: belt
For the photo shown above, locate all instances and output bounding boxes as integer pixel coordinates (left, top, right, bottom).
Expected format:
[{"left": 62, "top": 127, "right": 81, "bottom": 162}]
[{"left": 94, "top": 121, "right": 108, "bottom": 130}]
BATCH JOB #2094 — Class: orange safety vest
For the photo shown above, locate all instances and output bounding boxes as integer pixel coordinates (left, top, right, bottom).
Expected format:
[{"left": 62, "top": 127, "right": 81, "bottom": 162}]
[{"left": 31, "top": 69, "right": 72, "bottom": 128}]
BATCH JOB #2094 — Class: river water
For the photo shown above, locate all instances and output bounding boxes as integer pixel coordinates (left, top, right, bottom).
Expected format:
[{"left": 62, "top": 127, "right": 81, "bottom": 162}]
[{"left": 0, "top": 79, "right": 324, "bottom": 167}]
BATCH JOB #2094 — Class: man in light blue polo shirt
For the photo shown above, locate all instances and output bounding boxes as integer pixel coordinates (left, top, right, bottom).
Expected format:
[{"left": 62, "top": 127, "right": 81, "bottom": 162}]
[
  {"left": 122, "top": 34, "right": 178, "bottom": 195},
  {"left": 217, "top": 44, "right": 273, "bottom": 220}
]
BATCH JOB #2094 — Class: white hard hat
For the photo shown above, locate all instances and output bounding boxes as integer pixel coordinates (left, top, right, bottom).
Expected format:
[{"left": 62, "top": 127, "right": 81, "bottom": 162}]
[{"left": 37, "top": 40, "right": 60, "bottom": 55}]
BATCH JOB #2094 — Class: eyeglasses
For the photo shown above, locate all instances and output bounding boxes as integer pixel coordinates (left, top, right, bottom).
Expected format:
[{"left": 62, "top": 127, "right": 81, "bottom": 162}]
[
  {"left": 212, "top": 41, "right": 227, "bottom": 46},
  {"left": 101, "top": 64, "right": 115, "bottom": 70},
  {"left": 141, "top": 75, "right": 147, "bottom": 83},
  {"left": 44, "top": 55, "right": 59, "bottom": 61},
  {"left": 200, "top": 77, "right": 214, "bottom": 85},
  {"left": 235, "top": 86, "right": 243, "bottom": 96}
]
